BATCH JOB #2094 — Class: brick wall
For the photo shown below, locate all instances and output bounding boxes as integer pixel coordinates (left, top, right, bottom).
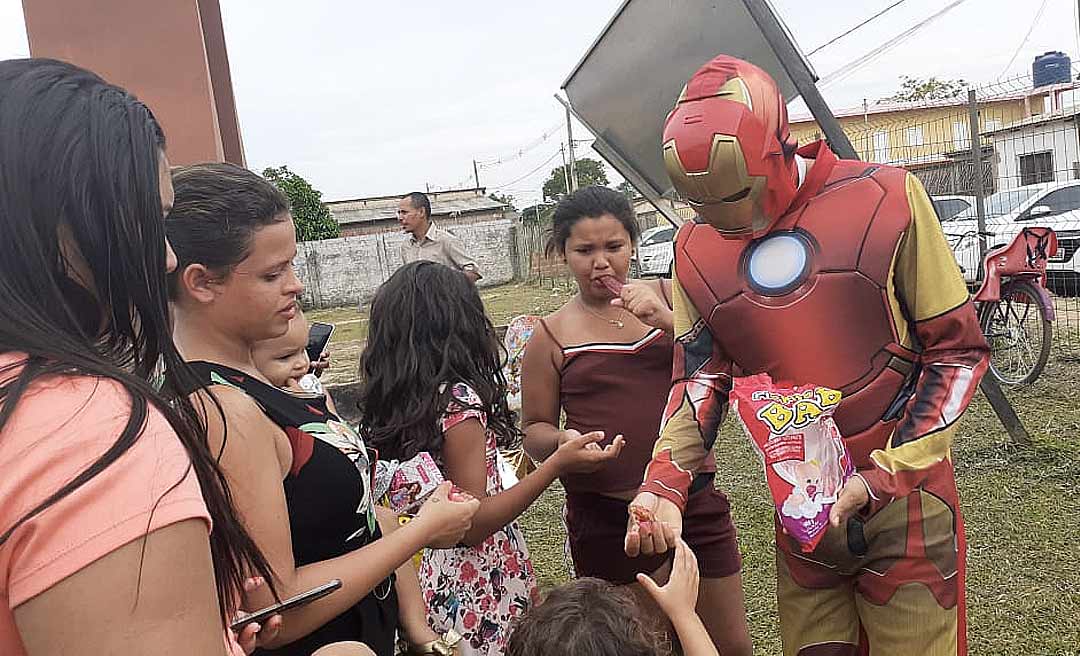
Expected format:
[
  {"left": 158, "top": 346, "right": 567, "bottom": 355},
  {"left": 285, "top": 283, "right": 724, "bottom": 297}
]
[{"left": 295, "top": 219, "right": 517, "bottom": 309}]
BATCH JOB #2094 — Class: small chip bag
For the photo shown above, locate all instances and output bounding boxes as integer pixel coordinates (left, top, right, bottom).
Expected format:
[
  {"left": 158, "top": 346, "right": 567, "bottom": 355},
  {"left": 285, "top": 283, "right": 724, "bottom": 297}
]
[
  {"left": 730, "top": 373, "right": 853, "bottom": 553},
  {"left": 384, "top": 451, "right": 445, "bottom": 515}
]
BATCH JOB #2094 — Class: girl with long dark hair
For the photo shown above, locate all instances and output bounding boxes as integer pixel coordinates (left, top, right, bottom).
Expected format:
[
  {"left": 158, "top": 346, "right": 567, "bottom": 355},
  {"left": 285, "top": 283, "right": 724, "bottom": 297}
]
[
  {"left": 167, "top": 163, "right": 479, "bottom": 656},
  {"left": 358, "top": 260, "right": 623, "bottom": 656},
  {"left": 0, "top": 59, "right": 274, "bottom": 655},
  {"left": 520, "top": 186, "right": 752, "bottom": 655}
]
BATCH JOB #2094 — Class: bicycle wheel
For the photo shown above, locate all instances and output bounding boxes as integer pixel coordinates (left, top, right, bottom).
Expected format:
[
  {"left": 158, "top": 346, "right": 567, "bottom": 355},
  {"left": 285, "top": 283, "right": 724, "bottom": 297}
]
[{"left": 979, "top": 279, "right": 1053, "bottom": 386}]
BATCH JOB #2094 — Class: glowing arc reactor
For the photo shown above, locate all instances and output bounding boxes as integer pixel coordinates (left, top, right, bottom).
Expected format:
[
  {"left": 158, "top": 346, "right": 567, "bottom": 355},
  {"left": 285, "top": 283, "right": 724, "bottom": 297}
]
[{"left": 745, "top": 232, "right": 813, "bottom": 296}]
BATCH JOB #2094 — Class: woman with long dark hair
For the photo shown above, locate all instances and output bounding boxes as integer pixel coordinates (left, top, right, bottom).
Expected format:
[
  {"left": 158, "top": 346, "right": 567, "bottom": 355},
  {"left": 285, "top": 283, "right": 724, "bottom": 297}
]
[
  {"left": 0, "top": 59, "right": 274, "bottom": 655},
  {"left": 167, "top": 163, "right": 479, "bottom": 656},
  {"left": 358, "top": 261, "right": 622, "bottom": 656}
]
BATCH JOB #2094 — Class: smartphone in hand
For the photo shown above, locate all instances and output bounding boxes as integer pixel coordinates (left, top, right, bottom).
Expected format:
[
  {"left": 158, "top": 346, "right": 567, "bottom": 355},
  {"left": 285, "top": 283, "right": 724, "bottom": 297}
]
[
  {"left": 306, "top": 322, "right": 335, "bottom": 362},
  {"left": 230, "top": 579, "right": 342, "bottom": 632}
]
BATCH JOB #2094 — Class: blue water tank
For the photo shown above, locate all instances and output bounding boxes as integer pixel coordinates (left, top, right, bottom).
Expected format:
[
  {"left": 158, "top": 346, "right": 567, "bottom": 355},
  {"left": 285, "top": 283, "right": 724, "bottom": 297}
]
[{"left": 1033, "top": 51, "right": 1071, "bottom": 88}]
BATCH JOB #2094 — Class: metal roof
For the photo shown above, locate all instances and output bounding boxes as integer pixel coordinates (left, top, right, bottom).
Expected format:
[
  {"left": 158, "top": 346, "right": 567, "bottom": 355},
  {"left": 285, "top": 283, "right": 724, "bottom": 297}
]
[{"left": 326, "top": 193, "right": 507, "bottom": 226}]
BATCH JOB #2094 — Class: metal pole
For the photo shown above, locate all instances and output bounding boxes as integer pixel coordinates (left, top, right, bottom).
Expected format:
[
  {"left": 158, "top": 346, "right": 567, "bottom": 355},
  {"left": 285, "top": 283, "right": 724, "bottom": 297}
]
[
  {"left": 560, "top": 143, "right": 571, "bottom": 196},
  {"left": 964, "top": 87, "right": 1030, "bottom": 445},
  {"left": 473, "top": 159, "right": 480, "bottom": 190},
  {"left": 555, "top": 94, "right": 578, "bottom": 191},
  {"left": 742, "top": 0, "right": 857, "bottom": 159},
  {"left": 566, "top": 110, "right": 577, "bottom": 192},
  {"left": 968, "top": 89, "right": 989, "bottom": 262}
]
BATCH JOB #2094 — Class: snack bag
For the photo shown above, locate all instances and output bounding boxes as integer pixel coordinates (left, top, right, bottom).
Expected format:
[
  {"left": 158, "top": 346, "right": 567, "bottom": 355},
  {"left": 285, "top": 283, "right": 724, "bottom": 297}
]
[
  {"left": 730, "top": 373, "right": 853, "bottom": 553},
  {"left": 385, "top": 451, "right": 445, "bottom": 514}
]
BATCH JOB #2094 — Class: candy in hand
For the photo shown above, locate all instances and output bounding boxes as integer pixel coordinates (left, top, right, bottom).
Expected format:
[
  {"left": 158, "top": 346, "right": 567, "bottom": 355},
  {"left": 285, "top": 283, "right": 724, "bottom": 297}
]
[
  {"left": 600, "top": 275, "right": 625, "bottom": 296},
  {"left": 629, "top": 503, "right": 655, "bottom": 531}
]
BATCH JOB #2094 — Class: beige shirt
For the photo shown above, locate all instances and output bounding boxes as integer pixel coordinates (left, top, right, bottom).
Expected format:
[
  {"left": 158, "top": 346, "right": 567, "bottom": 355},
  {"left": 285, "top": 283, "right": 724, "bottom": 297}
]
[{"left": 400, "top": 222, "right": 481, "bottom": 277}]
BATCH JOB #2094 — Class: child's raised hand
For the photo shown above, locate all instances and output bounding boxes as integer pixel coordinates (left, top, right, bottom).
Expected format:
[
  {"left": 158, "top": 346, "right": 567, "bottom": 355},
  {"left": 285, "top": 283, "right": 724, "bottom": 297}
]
[
  {"left": 635, "top": 537, "right": 700, "bottom": 619},
  {"left": 414, "top": 481, "right": 480, "bottom": 548},
  {"left": 551, "top": 430, "right": 624, "bottom": 474}
]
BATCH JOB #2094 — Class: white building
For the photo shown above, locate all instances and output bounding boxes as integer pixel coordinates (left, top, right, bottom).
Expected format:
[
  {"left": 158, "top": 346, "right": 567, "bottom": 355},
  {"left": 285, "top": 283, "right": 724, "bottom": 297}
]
[{"left": 986, "top": 108, "right": 1080, "bottom": 191}]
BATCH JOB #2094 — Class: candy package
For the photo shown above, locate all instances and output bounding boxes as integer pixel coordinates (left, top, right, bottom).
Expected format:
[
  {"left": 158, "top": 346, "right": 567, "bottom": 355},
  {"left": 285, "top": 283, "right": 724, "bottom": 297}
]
[
  {"left": 730, "top": 373, "right": 853, "bottom": 553},
  {"left": 385, "top": 451, "right": 445, "bottom": 514}
]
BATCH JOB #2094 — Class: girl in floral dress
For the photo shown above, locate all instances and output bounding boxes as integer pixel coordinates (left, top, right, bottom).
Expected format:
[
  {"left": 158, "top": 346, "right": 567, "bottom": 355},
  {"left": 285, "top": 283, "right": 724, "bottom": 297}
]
[{"left": 358, "top": 262, "right": 624, "bottom": 656}]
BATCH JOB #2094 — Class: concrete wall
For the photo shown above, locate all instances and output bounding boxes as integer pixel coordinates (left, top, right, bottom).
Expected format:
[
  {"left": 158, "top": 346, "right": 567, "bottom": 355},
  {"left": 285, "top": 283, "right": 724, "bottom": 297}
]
[{"left": 296, "top": 219, "right": 518, "bottom": 309}]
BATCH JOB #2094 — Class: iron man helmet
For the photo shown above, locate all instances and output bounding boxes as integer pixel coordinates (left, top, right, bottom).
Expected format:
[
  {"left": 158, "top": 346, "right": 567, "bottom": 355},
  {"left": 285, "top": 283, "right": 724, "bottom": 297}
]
[{"left": 662, "top": 55, "right": 799, "bottom": 239}]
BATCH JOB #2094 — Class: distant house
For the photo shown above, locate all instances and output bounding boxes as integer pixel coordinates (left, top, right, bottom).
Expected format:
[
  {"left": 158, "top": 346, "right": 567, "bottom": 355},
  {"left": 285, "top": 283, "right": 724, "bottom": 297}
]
[
  {"left": 787, "top": 81, "right": 1079, "bottom": 196},
  {"left": 984, "top": 108, "right": 1080, "bottom": 191},
  {"left": 632, "top": 196, "right": 693, "bottom": 229},
  {"left": 326, "top": 187, "right": 510, "bottom": 237}
]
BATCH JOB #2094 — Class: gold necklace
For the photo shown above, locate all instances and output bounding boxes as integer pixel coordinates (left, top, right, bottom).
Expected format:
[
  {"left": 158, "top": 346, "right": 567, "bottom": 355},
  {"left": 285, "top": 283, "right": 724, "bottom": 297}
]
[{"left": 578, "top": 296, "right": 626, "bottom": 329}]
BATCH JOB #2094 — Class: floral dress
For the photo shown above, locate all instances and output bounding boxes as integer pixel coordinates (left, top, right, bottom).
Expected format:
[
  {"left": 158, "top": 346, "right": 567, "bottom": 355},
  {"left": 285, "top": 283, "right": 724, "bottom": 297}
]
[{"left": 420, "top": 383, "right": 539, "bottom": 656}]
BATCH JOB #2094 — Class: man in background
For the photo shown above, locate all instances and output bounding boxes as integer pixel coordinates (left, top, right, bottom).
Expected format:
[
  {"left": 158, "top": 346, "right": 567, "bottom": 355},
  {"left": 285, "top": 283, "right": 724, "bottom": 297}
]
[{"left": 398, "top": 191, "right": 481, "bottom": 283}]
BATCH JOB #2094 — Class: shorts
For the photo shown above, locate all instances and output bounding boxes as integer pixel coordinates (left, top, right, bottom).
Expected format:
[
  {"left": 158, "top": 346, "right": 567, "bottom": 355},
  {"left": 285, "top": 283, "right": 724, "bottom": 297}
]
[{"left": 564, "top": 484, "right": 741, "bottom": 584}]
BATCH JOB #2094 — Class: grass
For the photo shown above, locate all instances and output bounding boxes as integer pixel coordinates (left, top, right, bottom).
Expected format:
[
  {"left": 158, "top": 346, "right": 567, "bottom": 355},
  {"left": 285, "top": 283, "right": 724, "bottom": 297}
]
[{"left": 321, "top": 280, "right": 1080, "bottom": 654}]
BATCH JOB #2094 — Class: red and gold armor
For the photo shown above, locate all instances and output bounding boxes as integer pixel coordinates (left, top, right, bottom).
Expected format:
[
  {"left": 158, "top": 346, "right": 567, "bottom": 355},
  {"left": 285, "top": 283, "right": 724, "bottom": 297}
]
[{"left": 640, "top": 55, "right": 989, "bottom": 656}]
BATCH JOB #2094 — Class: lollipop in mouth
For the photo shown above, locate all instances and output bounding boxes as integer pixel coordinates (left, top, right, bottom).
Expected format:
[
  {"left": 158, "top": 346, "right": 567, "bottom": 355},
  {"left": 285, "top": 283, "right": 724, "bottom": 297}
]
[{"left": 600, "top": 275, "right": 625, "bottom": 296}]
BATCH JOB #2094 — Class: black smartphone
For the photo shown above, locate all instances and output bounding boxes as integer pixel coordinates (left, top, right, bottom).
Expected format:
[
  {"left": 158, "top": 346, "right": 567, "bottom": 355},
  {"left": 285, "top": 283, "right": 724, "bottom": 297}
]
[
  {"left": 229, "top": 579, "right": 342, "bottom": 632},
  {"left": 306, "top": 322, "right": 335, "bottom": 362}
]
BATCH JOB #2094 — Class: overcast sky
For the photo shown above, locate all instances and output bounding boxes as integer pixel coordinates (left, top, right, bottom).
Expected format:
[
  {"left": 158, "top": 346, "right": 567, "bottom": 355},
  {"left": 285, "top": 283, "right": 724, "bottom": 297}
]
[{"left": 1, "top": 0, "right": 1076, "bottom": 205}]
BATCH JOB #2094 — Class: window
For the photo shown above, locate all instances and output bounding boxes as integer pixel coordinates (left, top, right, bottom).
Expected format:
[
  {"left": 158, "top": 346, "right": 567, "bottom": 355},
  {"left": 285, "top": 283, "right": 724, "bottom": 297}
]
[
  {"left": 932, "top": 198, "right": 971, "bottom": 221},
  {"left": 906, "top": 126, "right": 924, "bottom": 147},
  {"left": 873, "top": 131, "right": 890, "bottom": 162},
  {"left": 642, "top": 228, "right": 675, "bottom": 246},
  {"left": 952, "top": 121, "right": 970, "bottom": 150},
  {"left": 1024, "top": 185, "right": 1080, "bottom": 219},
  {"left": 1019, "top": 151, "right": 1054, "bottom": 186},
  {"left": 984, "top": 119, "right": 1003, "bottom": 132}
]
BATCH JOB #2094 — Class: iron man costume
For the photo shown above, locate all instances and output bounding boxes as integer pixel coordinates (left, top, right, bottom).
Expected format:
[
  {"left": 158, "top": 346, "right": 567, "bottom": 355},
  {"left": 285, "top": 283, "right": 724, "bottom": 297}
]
[{"left": 638, "top": 56, "right": 989, "bottom": 656}]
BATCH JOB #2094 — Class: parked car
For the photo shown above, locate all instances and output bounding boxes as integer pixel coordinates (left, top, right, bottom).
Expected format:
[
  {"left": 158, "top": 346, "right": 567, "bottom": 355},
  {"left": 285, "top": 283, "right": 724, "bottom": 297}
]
[
  {"left": 931, "top": 195, "right": 974, "bottom": 221},
  {"left": 944, "top": 181, "right": 1080, "bottom": 294},
  {"left": 632, "top": 224, "right": 676, "bottom": 277}
]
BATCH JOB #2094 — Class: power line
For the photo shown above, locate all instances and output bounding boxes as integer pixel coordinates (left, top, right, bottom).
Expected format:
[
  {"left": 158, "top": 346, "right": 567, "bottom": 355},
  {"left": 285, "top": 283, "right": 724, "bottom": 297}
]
[
  {"left": 997, "top": 0, "right": 1051, "bottom": 80},
  {"left": 820, "top": 0, "right": 970, "bottom": 88},
  {"left": 476, "top": 120, "right": 564, "bottom": 169},
  {"left": 489, "top": 149, "right": 563, "bottom": 189},
  {"left": 806, "top": 0, "right": 909, "bottom": 57}
]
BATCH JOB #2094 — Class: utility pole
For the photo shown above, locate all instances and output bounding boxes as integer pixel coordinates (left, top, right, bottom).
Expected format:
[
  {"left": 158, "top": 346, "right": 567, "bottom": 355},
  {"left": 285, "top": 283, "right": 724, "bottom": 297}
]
[
  {"left": 555, "top": 94, "right": 577, "bottom": 192},
  {"left": 566, "top": 109, "right": 577, "bottom": 192},
  {"left": 560, "top": 143, "right": 571, "bottom": 196},
  {"left": 472, "top": 159, "right": 481, "bottom": 190}
]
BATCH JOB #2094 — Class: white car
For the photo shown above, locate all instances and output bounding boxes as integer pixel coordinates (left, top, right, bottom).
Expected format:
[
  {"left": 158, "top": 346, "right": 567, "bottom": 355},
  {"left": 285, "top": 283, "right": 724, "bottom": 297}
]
[
  {"left": 943, "top": 181, "right": 1080, "bottom": 294},
  {"left": 633, "top": 224, "right": 676, "bottom": 277}
]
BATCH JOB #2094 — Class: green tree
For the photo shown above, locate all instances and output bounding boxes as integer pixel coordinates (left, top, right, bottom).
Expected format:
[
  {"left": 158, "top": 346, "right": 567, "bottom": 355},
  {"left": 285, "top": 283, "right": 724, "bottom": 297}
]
[
  {"left": 542, "top": 157, "right": 609, "bottom": 201},
  {"left": 262, "top": 165, "right": 340, "bottom": 242},
  {"left": 880, "top": 76, "right": 968, "bottom": 103},
  {"left": 616, "top": 180, "right": 638, "bottom": 198},
  {"left": 490, "top": 191, "right": 517, "bottom": 211}
]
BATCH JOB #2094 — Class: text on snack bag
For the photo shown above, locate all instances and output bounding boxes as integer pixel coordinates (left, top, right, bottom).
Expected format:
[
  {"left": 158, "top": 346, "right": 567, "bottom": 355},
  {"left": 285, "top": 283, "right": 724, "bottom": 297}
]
[{"left": 752, "top": 387, "right": 842, "bottom": 434}]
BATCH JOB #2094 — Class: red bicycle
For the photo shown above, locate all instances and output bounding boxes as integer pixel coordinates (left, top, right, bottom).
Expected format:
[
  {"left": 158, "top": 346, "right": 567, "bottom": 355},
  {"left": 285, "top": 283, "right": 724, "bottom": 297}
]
[{"left": 972, "top": 227, "right": 1058, "bottom": 386}]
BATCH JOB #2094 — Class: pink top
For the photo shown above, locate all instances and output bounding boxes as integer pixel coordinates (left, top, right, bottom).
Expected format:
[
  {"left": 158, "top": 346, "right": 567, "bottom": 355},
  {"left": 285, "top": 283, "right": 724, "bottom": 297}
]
[{"left": 0, "top": 354, "right": 214, "bottom": 655}]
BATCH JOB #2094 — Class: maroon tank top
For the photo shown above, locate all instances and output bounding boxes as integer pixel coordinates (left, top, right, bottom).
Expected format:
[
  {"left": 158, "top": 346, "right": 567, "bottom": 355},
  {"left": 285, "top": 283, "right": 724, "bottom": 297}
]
[{"left": 546, "top": 322, "right": 717, "bottom": 496}]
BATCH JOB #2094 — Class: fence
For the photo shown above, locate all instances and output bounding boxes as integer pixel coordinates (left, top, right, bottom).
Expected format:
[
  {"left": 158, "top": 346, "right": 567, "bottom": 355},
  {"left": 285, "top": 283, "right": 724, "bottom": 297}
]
[
  {"left": 837, "top": 70, "right": 1080, "bottom": 359},
  {"left": 297, "top": 218, "right": 518, "bottom": 309}
]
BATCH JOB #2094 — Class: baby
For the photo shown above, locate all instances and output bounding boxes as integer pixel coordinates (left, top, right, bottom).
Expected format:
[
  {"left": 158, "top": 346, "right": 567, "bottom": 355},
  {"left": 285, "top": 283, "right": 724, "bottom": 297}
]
[{"left": 251, "top": 305, "right": 337, "bottom": 413}]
